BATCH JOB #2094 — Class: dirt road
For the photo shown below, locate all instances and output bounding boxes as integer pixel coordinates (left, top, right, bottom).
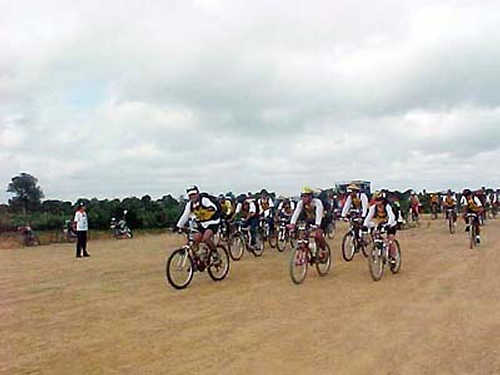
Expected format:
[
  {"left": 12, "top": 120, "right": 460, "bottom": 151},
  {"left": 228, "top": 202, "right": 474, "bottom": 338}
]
[{"left": 2, "top": 218, "right": 500, "bottom": 374}]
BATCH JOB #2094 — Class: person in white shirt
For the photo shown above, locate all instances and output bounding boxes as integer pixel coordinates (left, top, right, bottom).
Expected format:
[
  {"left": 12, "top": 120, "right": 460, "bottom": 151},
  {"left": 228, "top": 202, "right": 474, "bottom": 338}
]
[
  {"left": 364, "top": 192, "right": 398, "bottom": 262},
  {"left": 73, "top": 202, "right": 90, "bottom": 258},
  {"left": 442, "top": 190, "right": 458, "bottom": 223},
  {"left": 341, "top": 184, "right": 369, "bottom": 219},
  {"left": 289, "top": 186, "right": 327, "bottom": 253}
]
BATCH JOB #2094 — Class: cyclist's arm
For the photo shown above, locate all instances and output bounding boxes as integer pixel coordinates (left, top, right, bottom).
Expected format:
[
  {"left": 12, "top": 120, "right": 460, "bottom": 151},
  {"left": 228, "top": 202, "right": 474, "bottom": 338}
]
[
  {"left": 315, "top": 199, "right": 324, "bottom": 227},
  {"left": 386, "top": 204, "right": 396, "bottom": 227},
  {"left": 360, "top": 193, "right": 368, "bottom": 217},
  {"left": 363, "top": 205, "right": 376, "bottom": 228},
  {"left": 341, "top": 196, "right": 352, "bottom": 218},
  {"left": 290, "top": 200, "right": 303, "bottom": 225},
  {"left": 176, "top": 202, "right": 192, "bottom": 229}
]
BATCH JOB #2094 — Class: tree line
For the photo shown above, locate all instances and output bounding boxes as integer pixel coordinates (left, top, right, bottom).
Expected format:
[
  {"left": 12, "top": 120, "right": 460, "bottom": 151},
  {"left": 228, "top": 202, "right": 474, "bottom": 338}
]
[{"left": 1, "top": 173, "right": 183, "bottom": 232}]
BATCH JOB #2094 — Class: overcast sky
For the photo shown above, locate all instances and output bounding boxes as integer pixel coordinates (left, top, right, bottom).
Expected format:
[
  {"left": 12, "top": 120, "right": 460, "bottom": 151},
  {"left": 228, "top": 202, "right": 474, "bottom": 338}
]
[{"left": 1, "top": 0, "right": 500, "bottom": 203}]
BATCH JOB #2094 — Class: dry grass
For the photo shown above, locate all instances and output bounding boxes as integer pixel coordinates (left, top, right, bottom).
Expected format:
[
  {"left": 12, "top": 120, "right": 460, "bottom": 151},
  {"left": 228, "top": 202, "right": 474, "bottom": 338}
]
[{"left": 2, "top": 218, "right": 500, "bottom": 374}]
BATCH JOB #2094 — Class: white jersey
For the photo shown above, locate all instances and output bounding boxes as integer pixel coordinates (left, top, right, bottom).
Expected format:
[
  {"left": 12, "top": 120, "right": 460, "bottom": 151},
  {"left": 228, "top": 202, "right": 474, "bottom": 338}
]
[
  {"left": 291, "top": 198, "right": 324, "bottom": 226},
  {"left": 258, "top": 197, "right": 274, "bottom": 218},
  {"left": 341, "top": 193, "right": 369, "bottom": 218},
  {"left": 74, "top": 211, "right": 88, "bottom": 231},
  {"left": 364, "top": 203, "right": 396, "bottom": 228}
]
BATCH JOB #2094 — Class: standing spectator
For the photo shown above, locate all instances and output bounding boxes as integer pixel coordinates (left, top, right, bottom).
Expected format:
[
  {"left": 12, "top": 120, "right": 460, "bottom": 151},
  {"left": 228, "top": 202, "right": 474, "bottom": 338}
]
[{"left": 73, "top": 202, "right": 90, "bottom": 258}]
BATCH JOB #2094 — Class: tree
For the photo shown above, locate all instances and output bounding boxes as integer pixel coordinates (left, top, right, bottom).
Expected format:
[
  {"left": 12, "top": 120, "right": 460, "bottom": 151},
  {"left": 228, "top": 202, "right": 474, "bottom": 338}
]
[{"left": 7, "top": 173, "right": 44, "bottom": 216}]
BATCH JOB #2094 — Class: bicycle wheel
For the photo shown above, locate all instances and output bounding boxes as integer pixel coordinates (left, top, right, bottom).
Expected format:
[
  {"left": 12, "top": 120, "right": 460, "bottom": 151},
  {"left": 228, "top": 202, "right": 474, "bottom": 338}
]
[
  {"left": 229, "top": 234, "right": 245, "bottom": 261},
  {"left": 315, "top": 242, "right": 332, "bottom": 276},
  {"left": 268, "top": 232, "right": 278, "bottom": 249},
  {"left": 276, "top": 230, "right": 287, "bottom": 252},
  {"left": 166, "top": 249, "right": 194, "bottom": 289},
  {"left": 448, "top": 217, "right": 454, "bottom": 234},
  {"left": 207, "top": 245, "right": 230, "bottom": 281},
  {"left": 341, "top": 232, "right": 355, "bottom": 262},
  {"left": 469, "top": 224, "right": 476, "bottom": 249},
  {"left": 326, "top": 222, "right": 336, "bottom": 239},
  {"left": 361, "top": 232, "right": 372, "bottom": 258},
  {"left": 368, "top": 245, "right": 384, "bottom": 281},
  {"left": 252, "top": 231, "right": 264, "bottom": 257},
  {"left": 390, "top": 240, "right": 402, "bottom": 274},
  {"left": 289, "top": 246, "right": 308, "bottom": 284}
]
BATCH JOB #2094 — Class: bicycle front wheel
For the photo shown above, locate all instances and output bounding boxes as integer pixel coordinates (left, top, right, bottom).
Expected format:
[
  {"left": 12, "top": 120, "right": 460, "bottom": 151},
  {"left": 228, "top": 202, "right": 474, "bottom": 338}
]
[
  {"left": 207, "top": 245, "right": 230, "bottom": 281},
  {"left": 390, "top": 240, "right": 402, "bottom": 274},
  {"left": 166, "top": 249, "right": 194, "bottom": 289},
  {"left": 315, "top": 243, "right": 332, "bottom": 276},
  {"left": 368, "top": 245, "right": 384, "bottom": 281},
  {"left": 290, "top": 247, "right": 308, "bottom": 284},
  {"left": 229, "top": 234, "right": 245, "bottom": 261},
  {"left": 276, "top": 230, "right": 287, "bottom": 252},
  {"left": 341, "top": 232, "right": 355, "bottom": 262},
  {"left": 252, "top": 232, "right": 264, "bottom": 257},
  {"left": 326, "top": 222, "right": 336, "bottom": 239}
]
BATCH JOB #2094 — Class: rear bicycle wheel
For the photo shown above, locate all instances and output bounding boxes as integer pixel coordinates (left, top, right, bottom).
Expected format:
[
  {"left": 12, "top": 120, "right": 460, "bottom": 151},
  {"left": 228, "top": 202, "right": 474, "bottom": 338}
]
[
  {"left": 289, "top": 246, "right": 308, "bottom": 284},
  {"left": 390, "top": 240, "right": 402, "bottom": 274},
  {"left": 315, "top": 243, "right": 332, "bottom": 276},
  {"left": 166, "top": 249, "right": 194, "bottom": 289},
  {"left": 368, "top": 245, "right": 384, "bottom": 281},
  {"left": 469, "top": 224, "right": 476, "bottom": 249},
  {"left": 229, "top": 234, "right": 245, "bottom": 261},
  {"left": 341, "top": 232, "right": 355, "bottom": 262},
  {"left": 207, "top": 245, "right": 230, "bottom": 281}
]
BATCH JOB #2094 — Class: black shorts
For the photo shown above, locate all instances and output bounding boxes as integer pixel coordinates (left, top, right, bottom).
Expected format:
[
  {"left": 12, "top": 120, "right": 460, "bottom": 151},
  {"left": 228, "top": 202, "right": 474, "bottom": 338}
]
[
  {"left": 387, "top": 226, "right": 397, "bottom": 235},
  {"left": 198, "top": 223, "right": 219, "bottom": 235}
]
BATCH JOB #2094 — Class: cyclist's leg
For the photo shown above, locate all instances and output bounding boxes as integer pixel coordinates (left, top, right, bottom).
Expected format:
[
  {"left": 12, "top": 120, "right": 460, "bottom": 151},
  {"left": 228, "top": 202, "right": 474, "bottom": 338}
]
[
  {"left": 201, "top": 226, "right": 217, "bottom": 251},
  {"left": 387, "top": 227, "right": 397, "bottom": 258},
  {"left": 315, "top": 219, "right": 328, "bottom": 250},
  {"left": 249, "top": 217, "right": 258, "bottom": 246}
]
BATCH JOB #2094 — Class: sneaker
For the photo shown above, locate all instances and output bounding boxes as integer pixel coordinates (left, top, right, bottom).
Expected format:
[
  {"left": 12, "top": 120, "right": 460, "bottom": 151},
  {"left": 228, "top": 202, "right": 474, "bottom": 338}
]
[
  {"left": 476, "top": 236, "right": 480, "bottom": 245},
  {"left": 76, "top": 254, "right": 82, "bottom": 258},
  {"left": 83, "top": 253, "right": 90, "bottom": 257}
]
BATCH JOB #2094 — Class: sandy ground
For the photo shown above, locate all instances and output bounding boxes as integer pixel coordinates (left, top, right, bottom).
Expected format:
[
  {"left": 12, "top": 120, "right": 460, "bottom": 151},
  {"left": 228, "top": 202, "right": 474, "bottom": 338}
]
[{"left": 2, "top": 217, "right": 500, "bottom": 375}]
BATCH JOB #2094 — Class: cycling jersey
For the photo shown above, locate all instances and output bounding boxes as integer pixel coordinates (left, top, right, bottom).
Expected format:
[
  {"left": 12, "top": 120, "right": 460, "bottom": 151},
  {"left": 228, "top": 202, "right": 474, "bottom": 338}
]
[
  {"left": 291, "top": 198, "right": 324, "bottom": 227},
  {"left": 277, "top": 200, "right": 296, "bottom": 217},
  {"left": 235, "top": 199, "right": 258, "bottom": 218},
  {"left": 177, "top": 194, "right": 221, "bottom": 229},
  {"left": 341, "top": 192, "right": 369, "bottom": 217},
  {"left": 465, "top": 196, "right": 483, "bottom": 213},
  {"left": 364, "top": 203, "right": 396, "bottom": 228},
  {"left": 443, "top": 195, "right": 457, "bottom": 207},
  {"left": 258, "top": 197, "right": 274, "bottom": 218}
]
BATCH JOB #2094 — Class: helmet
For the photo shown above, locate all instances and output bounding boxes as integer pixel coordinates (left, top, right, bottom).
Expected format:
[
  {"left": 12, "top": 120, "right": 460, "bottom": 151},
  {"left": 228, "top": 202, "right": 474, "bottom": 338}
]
[
  {"left": 347, "top": 184, "right": 360, "bottom": 193},
  {"left": 236, "top": 194, "right": 247, "bottom": 204},
  {"left": 462, "top": 189, "right": 472, "bottom": 196},
  {"left": 301, "top": 186, "right": 314, "bottom": 196},
  {"left": 260, "top": 189, "right": 268, "bottom": 196},
  {"left": 372, "top": 191, "right": 383, "bottom": 201},
  {"left": 186, "top": 185, "right": 199, "bottom": 196}
]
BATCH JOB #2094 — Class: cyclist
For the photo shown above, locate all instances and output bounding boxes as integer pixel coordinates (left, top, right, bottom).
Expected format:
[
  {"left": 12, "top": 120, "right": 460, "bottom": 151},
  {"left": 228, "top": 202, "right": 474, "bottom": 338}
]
[
  {"left": 341, "top": 184, "right": 369, "bottom": 219},
  {"left": 430, "top": 193, "right": 440, "bottom": 216},
  {"left": 277, "top": 196, "right": 296, "bottom": 222},
  {"left": 234, "top": 194, "right": 259, "bottom": 249},
  {"left": 257, "top": 189, "right": 275, "bottom": 234},
  {"left": 176, "top": 186, "right": 221, "bottom": 251},
  {"left": 289, "top": 186, "right": 328, "bottom": 257},
  {"left": 409, "top": 191, "right": 421, "bottom": 220},
  {"left": 461, "top": 189, "right": 482, "bottom": 244},
  {"left": 218, "top": 194, "right": 234, "bottom": 221},
  {"left": 442, "top": 190, "right": 457, "bottom": 225},
  {"left": 364, "top": 191, "right": 398, "bottom": 263}
]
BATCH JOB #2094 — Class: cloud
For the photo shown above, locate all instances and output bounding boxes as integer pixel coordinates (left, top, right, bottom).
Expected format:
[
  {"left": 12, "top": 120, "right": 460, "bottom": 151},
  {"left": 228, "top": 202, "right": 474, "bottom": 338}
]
[{"left": 1, "top": 0, "right": 500, "bottom": 203}]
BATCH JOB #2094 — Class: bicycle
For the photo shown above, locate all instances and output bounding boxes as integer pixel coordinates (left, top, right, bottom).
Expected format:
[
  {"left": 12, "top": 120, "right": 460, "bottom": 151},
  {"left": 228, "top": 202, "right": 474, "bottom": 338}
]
[
  {"left": 431, "top": 203, "right": 439, "bottom": 220},
  {"left": 368, "top": 225, "right": 402, "bottom": 281},
  {"left": 214, "top": 218, "right": 236, "bottom": 259},
  {"left": 276, "top": 217, "right": 295, "bottom": 252},
  {"left": 445, "top": 208, "right": 457, "bottom": 234},
  {"left": 289, "top": 223, "right": 332, "bottom": 284},
  {"left": 465, "top": 213, "right": 480, "bottom": 249},
  {"left": 165, "top": 227, "right": 230, "bottom": 289},
  {"left": 341, "top": 212, "right": 370, "bottom": 262},
  {"left": 259, "top": 217, "right": 277, "bottom": 249},
  {"left": 229, "top": 219, "right": 264, "bottom": 259}
]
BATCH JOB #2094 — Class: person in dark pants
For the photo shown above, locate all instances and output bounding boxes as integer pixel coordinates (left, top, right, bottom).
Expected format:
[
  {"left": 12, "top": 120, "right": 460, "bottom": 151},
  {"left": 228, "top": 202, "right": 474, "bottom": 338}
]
[{"left": 73, "top": 202, "right": 90, "bottom": 258}]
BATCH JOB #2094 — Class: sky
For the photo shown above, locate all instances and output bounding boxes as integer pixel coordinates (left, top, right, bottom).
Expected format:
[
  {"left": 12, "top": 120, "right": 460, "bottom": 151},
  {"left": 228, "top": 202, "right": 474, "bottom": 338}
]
[{"left": 1, "top": 0, "right": 500, "bottom": 203}]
